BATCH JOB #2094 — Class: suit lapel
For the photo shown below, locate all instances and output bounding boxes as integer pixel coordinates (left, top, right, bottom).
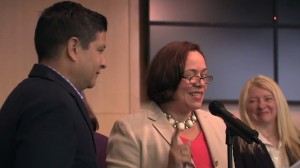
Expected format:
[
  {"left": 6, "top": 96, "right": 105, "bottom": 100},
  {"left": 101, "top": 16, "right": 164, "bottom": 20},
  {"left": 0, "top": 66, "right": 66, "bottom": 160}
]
[
  {"left": 195, "top": 110, "right": 218, "bottom": 160},
  {"left": 28, "top": 64, "right": 96, "bottom": 149},
  {"left": 148, "top": 104, "right": 197, "bottom": 167},
  {"left": 146, "top": 102, "right": 175, "bottom": 145}
]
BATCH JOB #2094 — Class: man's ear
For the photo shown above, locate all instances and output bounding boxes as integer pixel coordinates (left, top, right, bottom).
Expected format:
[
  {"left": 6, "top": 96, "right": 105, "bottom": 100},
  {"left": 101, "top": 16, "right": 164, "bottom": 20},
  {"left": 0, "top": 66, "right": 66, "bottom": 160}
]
[{"left": 67, "top": 37, "right": 80, "bottom": 61}]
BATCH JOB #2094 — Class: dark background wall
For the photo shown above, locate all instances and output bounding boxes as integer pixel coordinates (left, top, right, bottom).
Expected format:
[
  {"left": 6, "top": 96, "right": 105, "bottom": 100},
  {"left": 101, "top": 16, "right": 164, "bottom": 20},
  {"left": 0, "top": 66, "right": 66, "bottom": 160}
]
[{"left": 148, "top": 0, "right": 300, "bottom": 102}]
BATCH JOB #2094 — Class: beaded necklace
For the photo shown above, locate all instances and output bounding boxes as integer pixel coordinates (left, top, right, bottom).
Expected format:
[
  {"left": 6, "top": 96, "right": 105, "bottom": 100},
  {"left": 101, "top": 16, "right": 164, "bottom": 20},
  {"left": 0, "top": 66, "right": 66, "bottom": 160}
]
[{"left": 164, "top": 111, "right": 198, "bottom": 130}]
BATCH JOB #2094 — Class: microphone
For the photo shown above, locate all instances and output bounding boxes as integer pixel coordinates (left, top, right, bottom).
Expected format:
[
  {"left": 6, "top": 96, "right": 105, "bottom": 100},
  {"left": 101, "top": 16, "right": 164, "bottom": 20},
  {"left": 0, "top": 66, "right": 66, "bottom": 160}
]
[{"left": 208, "top": 100, "right": 262, "bottom": 144}]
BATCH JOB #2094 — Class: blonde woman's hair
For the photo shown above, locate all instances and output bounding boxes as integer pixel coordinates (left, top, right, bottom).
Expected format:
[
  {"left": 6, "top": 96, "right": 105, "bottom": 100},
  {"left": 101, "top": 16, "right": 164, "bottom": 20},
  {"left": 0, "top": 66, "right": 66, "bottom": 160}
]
[{"left": 238, "top": 75, "right": 300, "bottom": 160}]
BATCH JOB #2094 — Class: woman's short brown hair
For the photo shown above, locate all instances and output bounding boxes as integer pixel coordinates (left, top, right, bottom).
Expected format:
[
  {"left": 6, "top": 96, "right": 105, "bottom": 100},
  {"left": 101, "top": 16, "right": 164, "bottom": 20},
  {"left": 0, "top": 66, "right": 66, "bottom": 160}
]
[{"left": 147, "top": 41, "right": 204, "bottom": 104}]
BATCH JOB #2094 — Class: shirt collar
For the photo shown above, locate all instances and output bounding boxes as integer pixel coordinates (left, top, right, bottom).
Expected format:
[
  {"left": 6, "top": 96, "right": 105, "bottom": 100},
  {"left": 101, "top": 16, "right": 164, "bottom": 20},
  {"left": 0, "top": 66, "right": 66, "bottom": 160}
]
[
  {"left": 258, "top": 132, "right": 282, "bottom": 148},
  {"left": 47, "top": 66, "right": 84, "bottom": 99}
]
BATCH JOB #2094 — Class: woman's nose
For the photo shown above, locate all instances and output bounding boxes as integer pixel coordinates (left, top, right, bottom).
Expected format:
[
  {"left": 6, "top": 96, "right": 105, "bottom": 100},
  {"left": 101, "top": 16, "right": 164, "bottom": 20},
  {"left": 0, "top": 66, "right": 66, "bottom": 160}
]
[{"left": 258, "top": 100, "right": 266, "bottom": 109}]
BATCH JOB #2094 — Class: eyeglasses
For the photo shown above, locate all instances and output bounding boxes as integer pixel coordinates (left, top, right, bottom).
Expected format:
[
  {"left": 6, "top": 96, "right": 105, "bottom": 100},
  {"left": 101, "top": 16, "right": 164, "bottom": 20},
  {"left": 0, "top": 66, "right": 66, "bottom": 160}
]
[{"left": 182, "top": 75, "right": 213, "bottom": 85}]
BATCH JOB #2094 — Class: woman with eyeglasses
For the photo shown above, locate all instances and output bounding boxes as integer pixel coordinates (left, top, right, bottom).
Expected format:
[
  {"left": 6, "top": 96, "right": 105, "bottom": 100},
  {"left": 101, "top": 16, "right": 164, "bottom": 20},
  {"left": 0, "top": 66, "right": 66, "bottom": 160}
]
[{"left": 106, "top": 41, "right": 230, "bottom": 168}]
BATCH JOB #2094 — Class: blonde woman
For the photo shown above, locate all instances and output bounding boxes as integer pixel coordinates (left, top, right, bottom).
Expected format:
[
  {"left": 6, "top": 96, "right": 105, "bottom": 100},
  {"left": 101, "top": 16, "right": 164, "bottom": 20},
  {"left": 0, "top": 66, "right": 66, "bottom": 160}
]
[{"left": 233, "top": 75, "right": 300, "bottom": 168}]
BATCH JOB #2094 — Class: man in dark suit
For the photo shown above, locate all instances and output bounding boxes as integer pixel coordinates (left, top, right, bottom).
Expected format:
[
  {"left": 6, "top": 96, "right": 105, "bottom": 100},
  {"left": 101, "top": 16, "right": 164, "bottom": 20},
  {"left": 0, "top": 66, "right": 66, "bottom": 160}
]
[{"left": 0, "top": 1, "right": 108, "bottom": 168}]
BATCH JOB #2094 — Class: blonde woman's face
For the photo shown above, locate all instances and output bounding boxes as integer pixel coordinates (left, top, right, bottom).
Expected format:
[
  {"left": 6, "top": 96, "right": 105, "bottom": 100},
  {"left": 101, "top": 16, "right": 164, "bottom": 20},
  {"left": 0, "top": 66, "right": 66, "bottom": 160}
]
[{"left": 246, "top": 86, "right": 278, "bottom": 127}]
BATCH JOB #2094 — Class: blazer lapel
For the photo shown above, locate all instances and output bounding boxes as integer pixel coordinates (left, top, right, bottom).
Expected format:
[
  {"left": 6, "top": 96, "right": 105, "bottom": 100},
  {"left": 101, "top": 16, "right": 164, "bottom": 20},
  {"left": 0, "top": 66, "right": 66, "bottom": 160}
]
[
  {"left": 146, "top": 102, "right": 175, "bottom": 145},
  {"left": 196, "top": 110, "right": 218, "bottom": 158},
  {"left": 148, "top": 103, "right": 196, "bottom": 167},
  {"left": 28, "top": 64, "right": 96, "bottom": 148}
]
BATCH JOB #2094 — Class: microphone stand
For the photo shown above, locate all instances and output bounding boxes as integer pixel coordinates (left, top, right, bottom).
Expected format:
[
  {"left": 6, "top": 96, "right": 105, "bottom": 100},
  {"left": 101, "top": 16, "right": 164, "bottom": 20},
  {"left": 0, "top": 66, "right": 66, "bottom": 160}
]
[
  {"left": 225, "top": 127, "right": 237, "bottom": 168},
  {"left": 225, "top": 124, "right": 261, "bottom": 168}
]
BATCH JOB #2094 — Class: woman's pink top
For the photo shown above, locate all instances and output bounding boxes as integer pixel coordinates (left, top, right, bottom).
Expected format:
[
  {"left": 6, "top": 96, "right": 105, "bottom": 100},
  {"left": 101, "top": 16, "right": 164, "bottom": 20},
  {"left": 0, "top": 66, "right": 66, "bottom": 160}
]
[{"left": 180, "top": 132, "right": 213, "bottom": 168}]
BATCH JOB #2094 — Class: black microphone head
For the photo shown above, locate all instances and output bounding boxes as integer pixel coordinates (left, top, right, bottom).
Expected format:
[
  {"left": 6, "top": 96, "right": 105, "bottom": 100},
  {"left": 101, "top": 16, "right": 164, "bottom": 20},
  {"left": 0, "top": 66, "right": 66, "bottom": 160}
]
[{"left": 208, "top": 100, "right": 225, "bottom": 116}]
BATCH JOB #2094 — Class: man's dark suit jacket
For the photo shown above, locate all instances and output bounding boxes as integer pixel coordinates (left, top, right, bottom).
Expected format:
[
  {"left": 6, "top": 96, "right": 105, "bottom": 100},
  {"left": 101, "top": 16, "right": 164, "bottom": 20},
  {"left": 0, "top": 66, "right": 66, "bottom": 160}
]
[{"left": 0, "top": 64, "right": 98, "bottom": 168}]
